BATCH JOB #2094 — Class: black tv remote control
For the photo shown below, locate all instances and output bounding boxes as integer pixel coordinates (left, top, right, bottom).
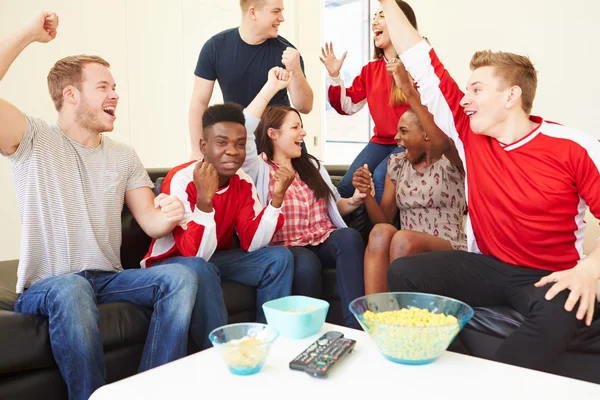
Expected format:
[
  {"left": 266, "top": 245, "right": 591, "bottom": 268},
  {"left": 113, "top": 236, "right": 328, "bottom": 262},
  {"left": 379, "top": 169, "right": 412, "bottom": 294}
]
[{"left": 289, "top": 331, "right": 356, "bottom": 378}]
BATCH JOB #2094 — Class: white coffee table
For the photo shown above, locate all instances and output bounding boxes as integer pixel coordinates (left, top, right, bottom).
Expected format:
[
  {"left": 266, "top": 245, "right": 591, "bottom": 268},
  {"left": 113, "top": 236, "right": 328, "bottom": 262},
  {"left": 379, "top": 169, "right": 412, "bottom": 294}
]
[{"left": 90, "top": 323, "right": 599, "bottom": 399}]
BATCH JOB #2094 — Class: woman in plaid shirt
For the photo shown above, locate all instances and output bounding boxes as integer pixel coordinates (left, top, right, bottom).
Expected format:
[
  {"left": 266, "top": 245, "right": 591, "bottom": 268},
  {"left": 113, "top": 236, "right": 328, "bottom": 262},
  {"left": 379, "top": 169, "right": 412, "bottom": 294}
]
[{"left": 242, "top": 67, "right": 367, "bottom": 329}]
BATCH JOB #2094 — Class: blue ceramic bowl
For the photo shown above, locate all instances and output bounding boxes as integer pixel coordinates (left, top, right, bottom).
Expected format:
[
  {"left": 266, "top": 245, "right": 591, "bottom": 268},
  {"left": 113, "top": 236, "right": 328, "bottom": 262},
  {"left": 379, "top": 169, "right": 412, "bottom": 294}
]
[
  {"left": 208, "top": 323, "right": 279, "bottom": 375},
  {"left": 349, "top": 292, "right": 474, "bottom": 365},
  {"left": 263, "top": 296, "right": 329, "bottom": 339}
]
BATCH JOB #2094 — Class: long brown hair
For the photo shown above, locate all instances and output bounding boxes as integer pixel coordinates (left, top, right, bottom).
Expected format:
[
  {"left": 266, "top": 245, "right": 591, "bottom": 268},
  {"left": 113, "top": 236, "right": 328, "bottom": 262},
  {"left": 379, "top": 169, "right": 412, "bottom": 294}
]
[
  {"left": 372, "top": 0, "right": 418, "bottom": 106},
  {"left": 256, "top": 106, "right": 334, "bottom": 201}
]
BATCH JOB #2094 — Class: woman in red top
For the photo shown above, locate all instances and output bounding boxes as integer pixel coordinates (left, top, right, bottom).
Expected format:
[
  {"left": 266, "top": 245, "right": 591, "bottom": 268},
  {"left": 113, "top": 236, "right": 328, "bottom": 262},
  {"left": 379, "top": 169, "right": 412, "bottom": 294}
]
[{"left": 321, "top": 0, "right": 417, "bottom": 204}]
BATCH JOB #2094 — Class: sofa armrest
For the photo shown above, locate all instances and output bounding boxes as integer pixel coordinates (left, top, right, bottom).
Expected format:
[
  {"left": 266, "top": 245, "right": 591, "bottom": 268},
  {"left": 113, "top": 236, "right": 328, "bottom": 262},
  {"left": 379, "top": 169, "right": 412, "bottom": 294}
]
[{"left": 0, "top": 260, "right": 18, "bottom": 311}]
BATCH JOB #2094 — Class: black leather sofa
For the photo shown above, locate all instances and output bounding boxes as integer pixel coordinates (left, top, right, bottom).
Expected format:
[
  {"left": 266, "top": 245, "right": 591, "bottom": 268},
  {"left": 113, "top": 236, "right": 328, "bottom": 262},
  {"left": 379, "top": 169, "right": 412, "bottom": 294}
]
[
  {"left": 0, "top": 166, "right": 598, "bottom": 400},
  {"left": 0, "top": 166, "right": 351, "bottom": 400}
]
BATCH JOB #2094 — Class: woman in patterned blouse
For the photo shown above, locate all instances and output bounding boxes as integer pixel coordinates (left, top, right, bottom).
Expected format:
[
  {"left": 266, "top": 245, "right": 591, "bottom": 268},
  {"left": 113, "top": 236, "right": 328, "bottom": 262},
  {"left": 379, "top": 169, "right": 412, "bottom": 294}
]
[
  {"left": 353, "top": 59, "right": 467, "bottom": 295},
  {"left": 241, "top": 67, "right": 367, "bottom": 328}
]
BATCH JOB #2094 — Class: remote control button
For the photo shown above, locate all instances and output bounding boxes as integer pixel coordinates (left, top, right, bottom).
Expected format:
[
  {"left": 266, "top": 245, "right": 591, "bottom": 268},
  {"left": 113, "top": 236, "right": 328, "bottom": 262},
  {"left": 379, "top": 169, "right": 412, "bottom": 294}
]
[
  {"left": 333, "top": 356, "right": 338, "bottom": 360},
  {"left": 317, "top": 361, "right": 326, "bottom": 366},
  {"left": 321, "top": 367, "right": 327, "bottom": 372}
]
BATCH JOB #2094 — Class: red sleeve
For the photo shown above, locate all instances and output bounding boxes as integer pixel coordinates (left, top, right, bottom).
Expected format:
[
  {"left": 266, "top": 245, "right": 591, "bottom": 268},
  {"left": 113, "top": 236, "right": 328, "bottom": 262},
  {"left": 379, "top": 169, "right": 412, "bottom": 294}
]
[
  {"left": 163, "top": 162, "right": 218, "bottom": 260},
  {"left": 235, "top": 174, "right": 284, "bottom": 251},
  {"left": 327, "top": 66, "right": 368, "bottom": 116},
  {"left": 400, "top": 40, "right": 471, "bottom": 145}
]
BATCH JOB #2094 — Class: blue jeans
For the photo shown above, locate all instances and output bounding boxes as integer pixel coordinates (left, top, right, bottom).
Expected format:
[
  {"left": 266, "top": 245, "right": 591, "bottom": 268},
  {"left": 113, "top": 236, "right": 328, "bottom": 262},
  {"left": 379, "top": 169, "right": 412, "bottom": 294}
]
[
  {"left": 161, "top": 247, "right": 293, "bottom": 331},
  {"left": 289, "top": 228, "right": 365, "bottom": 329},
  {"left": 14, "top": 266, "right": 197, "bottom": 400},
  {"left": 338, "top": 142, "right": 404, "bottom": 204},
  {"left": 152, "top": 256, "right": 227, "bottom": 351}
]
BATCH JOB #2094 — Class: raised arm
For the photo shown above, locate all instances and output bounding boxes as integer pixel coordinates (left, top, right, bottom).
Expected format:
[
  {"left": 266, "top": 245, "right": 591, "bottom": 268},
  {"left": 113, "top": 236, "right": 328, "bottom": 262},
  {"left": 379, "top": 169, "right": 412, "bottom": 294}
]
[
  {"left": 282, "top": 47, "right": 313, "bottom": 114},
  {"left": 387, "top": 59, "right": 464, "bottom": 172},
  {"left": 242, "top": 67, "right": 292, "bottom": 189},
  {"left": 379, "top": 0, "right": 470, "bottom": 147},
  {"left": 320, "top": 42, "right": 368, "bottom": 116},
  {"left": 377, "top": 0, "right": 422, "bottom": 55},
  {"left": 0, "top": 12, "right": 58, "bottom": 156},
  {"left": 188, "top": 76, "right": 215, "bottom": 160}
]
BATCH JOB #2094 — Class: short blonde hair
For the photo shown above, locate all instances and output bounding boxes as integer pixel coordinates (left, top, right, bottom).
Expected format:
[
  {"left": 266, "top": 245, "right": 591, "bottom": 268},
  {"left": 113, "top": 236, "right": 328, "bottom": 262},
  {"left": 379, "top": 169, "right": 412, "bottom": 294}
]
[
  {"left": 240, "top": 0, "right": 266, "bottom": 12},
  {"left": 470, "top": 50, "right": 537, "bottom": 114},
  {"left": 47, "top": 55, "right": 110, "bottom": 111}
]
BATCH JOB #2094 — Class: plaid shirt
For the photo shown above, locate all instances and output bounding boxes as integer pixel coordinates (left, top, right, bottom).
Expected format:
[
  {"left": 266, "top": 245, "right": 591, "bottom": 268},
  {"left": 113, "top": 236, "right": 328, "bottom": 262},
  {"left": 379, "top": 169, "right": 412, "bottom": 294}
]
[{"left": 263, "top": 156, "right": 336, "bottom": 247}]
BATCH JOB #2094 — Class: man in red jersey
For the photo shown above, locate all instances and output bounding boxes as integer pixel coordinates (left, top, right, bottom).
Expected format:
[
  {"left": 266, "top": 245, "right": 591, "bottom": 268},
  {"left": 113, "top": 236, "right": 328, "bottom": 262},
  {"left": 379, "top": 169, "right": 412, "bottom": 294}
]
[{"left": 379, "top": 0, "right": 600, "bottom": 371}]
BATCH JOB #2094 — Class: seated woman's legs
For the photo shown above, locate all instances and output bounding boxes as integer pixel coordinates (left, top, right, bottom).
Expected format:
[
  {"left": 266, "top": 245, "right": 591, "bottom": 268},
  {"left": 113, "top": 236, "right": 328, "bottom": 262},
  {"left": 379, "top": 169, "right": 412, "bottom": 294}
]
[
  {"left": 289, "top": 246, "right": 323, "bottom": 298},
  {"left": 366, "top": 228, "right": 453, "bottom": 295},
  {"left": 337, "top": 142, "right": 397, "bottom": 199},
  {"left": 372, "top": 146, "right": 404, "bottom": 204},
  {"left": 389, "top": 230, "right": 454, "bottom": 261},
  {"left": 316, "top": 228, "right": 365, "bottom": 329},
  {"left": 364, "top": 223, "right": 398, "bottom": 295}
]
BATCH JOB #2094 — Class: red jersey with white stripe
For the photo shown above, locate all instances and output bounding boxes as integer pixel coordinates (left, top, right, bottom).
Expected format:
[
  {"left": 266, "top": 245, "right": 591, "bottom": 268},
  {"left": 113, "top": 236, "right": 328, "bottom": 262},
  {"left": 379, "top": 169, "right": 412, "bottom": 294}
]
[
  {"left": 142, "top": 160, "right": 284, "bottom": 267},
  {"left": 327, "top": 57, "right": 410, "bottom": 145},
  {"left": 401, "top": 40, "right": 600, "bottom": 272}
]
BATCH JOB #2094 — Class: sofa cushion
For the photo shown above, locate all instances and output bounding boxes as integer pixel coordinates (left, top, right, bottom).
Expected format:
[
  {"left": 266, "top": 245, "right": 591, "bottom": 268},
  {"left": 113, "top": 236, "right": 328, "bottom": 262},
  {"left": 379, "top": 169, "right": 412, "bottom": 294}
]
[
  {"left": 468, "top": 304, "right": 600, "bottom": 353},
  {"left": 0, "top": 260, "right": 18, "bottom": 312},
  {"left": 0, "top": 303, "right": 151, "bottom": 374}
]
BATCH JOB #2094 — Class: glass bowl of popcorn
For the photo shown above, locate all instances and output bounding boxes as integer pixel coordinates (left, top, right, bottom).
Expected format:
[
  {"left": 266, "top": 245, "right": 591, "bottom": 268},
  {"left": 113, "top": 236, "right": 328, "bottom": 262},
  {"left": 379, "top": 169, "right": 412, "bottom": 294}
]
[
  {"left": 209, "top": 323, "right": 279, "bottom": 375},
  {"left": 349, "top": 292, "right": 474, "bottom": 365}
]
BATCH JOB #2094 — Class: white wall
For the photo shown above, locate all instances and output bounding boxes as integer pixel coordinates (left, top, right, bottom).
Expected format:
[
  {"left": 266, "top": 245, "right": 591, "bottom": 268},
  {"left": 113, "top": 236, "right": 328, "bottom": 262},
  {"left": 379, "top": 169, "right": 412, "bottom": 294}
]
[
  {"left": 1, "top": 0, "right": 599, "bottom": 261},
  {"left": 0, "top": 0, "right": 301, "bottom": 261}
]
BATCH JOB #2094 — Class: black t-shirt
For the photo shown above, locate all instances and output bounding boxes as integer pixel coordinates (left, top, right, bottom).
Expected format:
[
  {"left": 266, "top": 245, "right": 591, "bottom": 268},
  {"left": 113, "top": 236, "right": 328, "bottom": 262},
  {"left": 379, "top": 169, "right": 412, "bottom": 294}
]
[{"left": 194, "top": 28, "right": 306, "bottom": 108}]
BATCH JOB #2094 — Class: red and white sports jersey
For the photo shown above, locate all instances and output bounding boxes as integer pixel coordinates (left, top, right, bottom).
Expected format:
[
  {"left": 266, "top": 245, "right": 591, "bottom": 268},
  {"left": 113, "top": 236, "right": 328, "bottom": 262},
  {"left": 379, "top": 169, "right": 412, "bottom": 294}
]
[
  {"left": 401, "top": 40, "right": 600, "bottom": 272},
  {"left": 327, "top": 57, "right": 410, "bottom": 145},
  {"left": 141, "top": 160, "right": 284, "bottom": 267}
]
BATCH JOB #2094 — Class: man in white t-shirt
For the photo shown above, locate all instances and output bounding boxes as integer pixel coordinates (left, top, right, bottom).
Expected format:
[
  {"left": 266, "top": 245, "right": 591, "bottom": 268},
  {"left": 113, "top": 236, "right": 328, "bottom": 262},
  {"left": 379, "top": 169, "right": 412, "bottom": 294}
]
[{"left": 0, "top": 13, "right": 223, "bottom": 400}]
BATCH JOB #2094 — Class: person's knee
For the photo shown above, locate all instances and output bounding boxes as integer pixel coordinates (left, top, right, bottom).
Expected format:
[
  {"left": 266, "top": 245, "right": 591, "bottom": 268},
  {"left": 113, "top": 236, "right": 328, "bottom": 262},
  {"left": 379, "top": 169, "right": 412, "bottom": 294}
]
[
  {"left": 368, "top": 224, "right": 396, "bottom": 252},
  {"left": 530, "top": 288, "right": 580, "bottom": 327},
  {"left": 180, "top": 257, "right": 219, "bottom": 282},
  {"left": 47, "top": 274, "right": 94, "bottom": 306},
  {"left": 390, "top": 230, "right": 419, "bottom": 259},
  {"left": 157, "top": 263, "right": 200, "bottom": 296},
  {"left": 265, "top": 246, "right": 294, "bottom": 276},
  {"left": 386, "top": 256, "right": 423, "bottom": 292},
  {"left": 332, "top": 228, "right": 364, "bottom": 252}
]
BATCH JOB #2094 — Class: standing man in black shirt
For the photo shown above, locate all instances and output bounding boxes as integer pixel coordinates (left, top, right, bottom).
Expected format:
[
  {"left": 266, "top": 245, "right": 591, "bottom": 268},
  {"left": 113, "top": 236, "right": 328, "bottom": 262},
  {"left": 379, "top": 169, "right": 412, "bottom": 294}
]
[{"left": 189, "top": 0, "right": 314, "bottom": 159}]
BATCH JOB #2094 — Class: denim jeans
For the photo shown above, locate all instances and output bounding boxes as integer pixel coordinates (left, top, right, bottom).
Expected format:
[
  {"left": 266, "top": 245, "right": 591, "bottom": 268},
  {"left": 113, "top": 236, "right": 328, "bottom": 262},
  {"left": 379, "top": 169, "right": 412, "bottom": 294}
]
[
  {"left": 289, "top": 228, "right": 365, "bottom": 329},
  {"left": 152, "top": 256, "right": 228, "bottom": 351},
  {"left": 338, "top": 142, "right": 405, "bottom": 204},
  {"left": 163, "top": 247, "right": 293, "bottom": 330},
  {"left": 14, "top": 265, "right": 197, "bottom": 400}
]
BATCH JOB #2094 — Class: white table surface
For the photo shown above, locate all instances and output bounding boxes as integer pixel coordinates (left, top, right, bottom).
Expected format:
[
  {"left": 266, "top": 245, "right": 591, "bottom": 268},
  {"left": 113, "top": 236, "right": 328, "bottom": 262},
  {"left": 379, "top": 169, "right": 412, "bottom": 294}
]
[{"left": 90, "top": 323, "right": 600, "bottom": 399}]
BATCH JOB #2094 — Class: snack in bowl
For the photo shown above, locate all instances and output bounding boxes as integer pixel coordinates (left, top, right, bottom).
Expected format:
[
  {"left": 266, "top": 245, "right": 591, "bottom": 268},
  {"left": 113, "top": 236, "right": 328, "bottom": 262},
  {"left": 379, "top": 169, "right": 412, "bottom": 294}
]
[
  {"left": 350, "top": 292, "right": 474, "bottom": 365},
  {"left": 209, "top": 323, "right": 279, "bottom": 375}
]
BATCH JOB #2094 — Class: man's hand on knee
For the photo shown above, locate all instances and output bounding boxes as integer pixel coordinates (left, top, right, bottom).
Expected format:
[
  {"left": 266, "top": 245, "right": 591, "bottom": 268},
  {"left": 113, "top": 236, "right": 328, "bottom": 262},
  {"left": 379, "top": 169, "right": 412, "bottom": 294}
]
[{"left": 535, "top": 260, "right": 600, "bottom": 326}]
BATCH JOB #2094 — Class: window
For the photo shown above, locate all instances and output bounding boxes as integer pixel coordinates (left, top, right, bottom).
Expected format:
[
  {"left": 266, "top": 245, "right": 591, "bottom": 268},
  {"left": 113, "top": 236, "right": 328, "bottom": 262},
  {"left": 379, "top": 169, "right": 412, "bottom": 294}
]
[{"left": 322, "top": 0, "right": 380, "bottom": 165}]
